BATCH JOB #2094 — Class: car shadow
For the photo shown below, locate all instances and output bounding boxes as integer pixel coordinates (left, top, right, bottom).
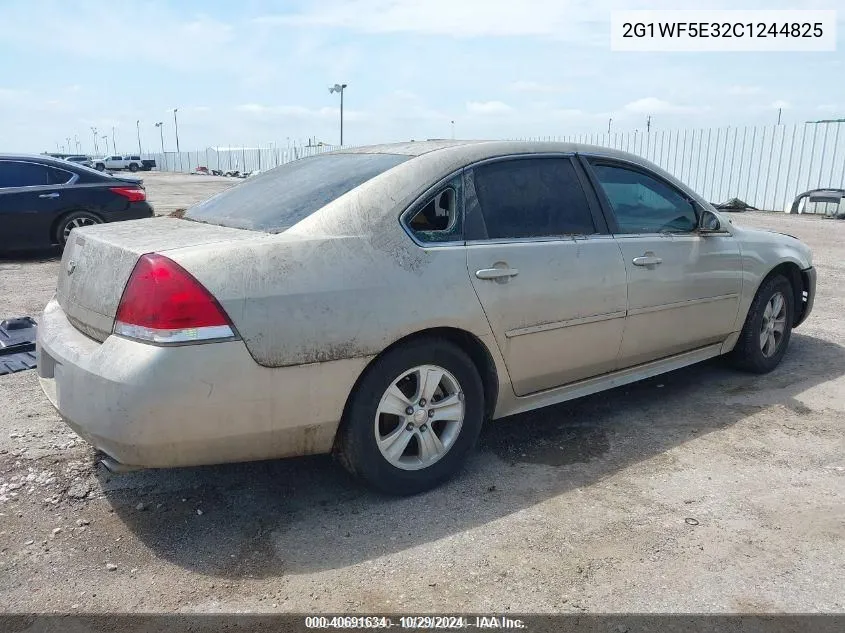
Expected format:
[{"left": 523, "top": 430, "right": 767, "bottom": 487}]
[
  {"left": 0, "top": 247, "right": 61, "bottom": 262},
  {"left": 97, "top": 332, "right": 845, "bottom": 578}
]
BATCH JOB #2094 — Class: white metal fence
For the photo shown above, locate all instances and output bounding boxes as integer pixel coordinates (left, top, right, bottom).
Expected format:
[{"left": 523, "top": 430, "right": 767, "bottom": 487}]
[
  {"left": 146, "top": 143, "right": 340, "bottom": 177},
  {"left": 147, "top": 122, "right": 845, "bottom": 213}
]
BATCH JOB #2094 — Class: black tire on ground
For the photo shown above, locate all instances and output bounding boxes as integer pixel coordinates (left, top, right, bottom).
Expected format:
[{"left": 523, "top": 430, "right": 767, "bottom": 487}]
[
  {"left": 731, "top": 274, "right": 795, "bottom": 374},
  {"left": 95, "top": 163, "right": 105, "bottom": 171},
  {"left": 335, "top": 338, "right": 485, "bottom": 495},
  {"left": 55, "top": 211, "right": 103, "bottom": 247},
  {"left": 128, "top": 163, "right": 139, "bottom": 172}
]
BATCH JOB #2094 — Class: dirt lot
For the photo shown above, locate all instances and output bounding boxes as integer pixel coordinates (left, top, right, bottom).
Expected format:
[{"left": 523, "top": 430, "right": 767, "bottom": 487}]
[{"left": 0, "top": 173, "right": 842, "bottom": 614}]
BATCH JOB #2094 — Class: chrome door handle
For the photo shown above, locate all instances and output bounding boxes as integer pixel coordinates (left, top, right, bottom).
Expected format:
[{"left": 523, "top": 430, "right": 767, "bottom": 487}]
[
  {"left": 475, "top": 268, "right": 519, "bottom": 280},
  {"left": 39, "top": 192, "right": 60, "bottom": 199},
  {"left": 632, "top": 254, "right": 662, "bottom": 266}
]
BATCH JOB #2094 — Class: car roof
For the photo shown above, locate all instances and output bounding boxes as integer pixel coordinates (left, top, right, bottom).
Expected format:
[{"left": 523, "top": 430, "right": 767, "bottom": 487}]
[
  {"left": 334, "top": 139, "right": 646, "bottom": 163},
  {"left": 0, "top": 153, "right": 83, "bottom": 167}
]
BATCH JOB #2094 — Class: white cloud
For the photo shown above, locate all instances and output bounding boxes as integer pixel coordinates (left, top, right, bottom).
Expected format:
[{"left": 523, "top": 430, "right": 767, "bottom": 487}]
[
  {"left": 467, "top": 100, "right": 513, "bottom": 115},
  {"left": 623, "top": 97, "right": 700, "bottom": 114},
  {"left": 0, "top": 4, "right": 270, "bottom": 78},
  {"left": 254, "top": 0, "right": 622, "bottom": 40}
]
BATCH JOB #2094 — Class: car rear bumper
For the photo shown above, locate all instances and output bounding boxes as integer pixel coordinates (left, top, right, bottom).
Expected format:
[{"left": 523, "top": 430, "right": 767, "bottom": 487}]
[
  {"left": 36, "top": 298, "right": 371, "bottom": 468},
  {"left": 796, "top": 266, "right": 816, "bottom": 327},
  {"left": 106, "top": 201, "right": 154, "bottom": 222}
]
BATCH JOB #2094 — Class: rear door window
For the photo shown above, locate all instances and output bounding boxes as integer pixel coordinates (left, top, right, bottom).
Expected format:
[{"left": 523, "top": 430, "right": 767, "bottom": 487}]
[
  {"left": 0, "top": 161, "right": 50, "bottom": 188},
  {"left": 471, "top": 157, "right": 596, "bottom": 239},
  {"left": 186, "top": 153, "right": 410, "bottom": 232}
]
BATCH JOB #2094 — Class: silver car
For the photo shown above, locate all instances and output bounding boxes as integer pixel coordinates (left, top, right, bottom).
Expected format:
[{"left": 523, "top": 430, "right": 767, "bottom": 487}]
[{"left": 37, "top": 141, "right": 816, "bottom": 494}]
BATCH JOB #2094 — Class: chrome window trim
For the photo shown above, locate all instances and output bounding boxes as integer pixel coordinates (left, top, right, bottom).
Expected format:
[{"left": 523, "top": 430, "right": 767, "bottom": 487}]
[{"left": 465, "top": 234, "right": 616, "bottom": 247}]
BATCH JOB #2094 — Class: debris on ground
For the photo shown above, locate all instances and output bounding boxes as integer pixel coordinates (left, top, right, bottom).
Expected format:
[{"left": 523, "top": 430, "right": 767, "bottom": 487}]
[
  {"left": 790, "top": 188, "right": 845, "bottom": 218},
  {"left": 713, "top": 198, "right": 757, "bottom": 212},
  {"left": 0, "top": 317, "right": 37, "bottom": 376}
]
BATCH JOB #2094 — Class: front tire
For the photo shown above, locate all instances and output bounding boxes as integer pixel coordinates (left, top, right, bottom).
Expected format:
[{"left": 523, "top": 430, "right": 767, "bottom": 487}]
[
  {"left": 731, "top": 274, "right": 794, "bottom": 374},
  {"left": 55, "top": 211, "right": 102, "bottom": 247},
  {"left": 336, "top": 338, "right": 485, "bottom": 495},
  {"left": 95, "top": 163, "right": 105, "bottom": 171}
]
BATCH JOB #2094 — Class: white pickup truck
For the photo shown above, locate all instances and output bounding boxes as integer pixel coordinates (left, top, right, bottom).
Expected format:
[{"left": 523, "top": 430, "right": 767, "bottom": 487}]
[{"left": 92, "top": 155, "right": 151, "bottom": 172}]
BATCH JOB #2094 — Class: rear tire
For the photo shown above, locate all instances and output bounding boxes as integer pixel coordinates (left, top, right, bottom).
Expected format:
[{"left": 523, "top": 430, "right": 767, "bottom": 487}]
[
  {"left": 336, "top": 338, "right": 485, "bottom": 495},
  {"left": 731, "top": 274, "right": 794, "bottom": 374},
  {"left": 55, "top": 211, "right": 102, "bottom": 247},
  {"left": 128, "top": 163, "right": 139, "bottom": 172}
]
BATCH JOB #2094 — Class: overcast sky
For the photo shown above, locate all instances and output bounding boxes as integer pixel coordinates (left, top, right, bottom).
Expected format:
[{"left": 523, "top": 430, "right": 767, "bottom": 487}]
[{"left": 0, "top": 0, "right": 842, "bottom": 154}]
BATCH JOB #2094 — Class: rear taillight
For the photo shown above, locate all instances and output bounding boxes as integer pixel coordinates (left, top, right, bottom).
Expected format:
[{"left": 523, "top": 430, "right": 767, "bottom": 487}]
[
  {"left": 113, "top": 253, "right": 236, "bottom": 344},
  {"left": 110, "top": 186, "right": 146, "bottom": 202}
]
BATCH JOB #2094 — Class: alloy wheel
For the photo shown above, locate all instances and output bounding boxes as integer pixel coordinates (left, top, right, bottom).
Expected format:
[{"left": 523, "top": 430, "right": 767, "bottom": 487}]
[{"left": 374, "top": 364, "right": 465, "bottom": 471}]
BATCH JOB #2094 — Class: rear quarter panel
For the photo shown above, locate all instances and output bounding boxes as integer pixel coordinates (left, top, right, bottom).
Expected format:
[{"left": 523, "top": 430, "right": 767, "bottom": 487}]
[{"left": 168, "top": 231, "right": 494, "bottom": 367}]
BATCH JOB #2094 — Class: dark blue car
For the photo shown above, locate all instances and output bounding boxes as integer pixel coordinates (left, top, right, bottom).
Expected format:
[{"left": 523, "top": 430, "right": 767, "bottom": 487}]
[{"left": 0, "top": 154, "right": 154, "bottom": 251}]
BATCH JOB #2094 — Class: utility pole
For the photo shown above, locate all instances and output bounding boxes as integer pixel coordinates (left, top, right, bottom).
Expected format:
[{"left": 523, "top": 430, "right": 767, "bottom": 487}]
[
  {"left": 329, "top": 83, "right": 348, "bottom": 146},
  {"left": 66, "top": 137, "right": 71, "bottom": 154},
  {"left": 451, "top": 120, "right": 455, "bottom": 139},
  {"left": 777, "top": 108, "right": 782, "bottom": 125},
  {"left": 91, "top": 127, "right": 99, "bottom": 154},
  {"left": 173, "top": 108, "right": 181, "bottom": 171},
  {"left": 646, "top": 115, "right": 652, "bottom": 133},
  {"left": 111, "top": 127, "right": 117, "bottom": 154},
  {"left": 155, "top": 122, "right": 166, "bottom": 170},
  {"left": 102, "top": 136, "right": 109, "bottom": 154},
  {"left": 74, "top": 135, "right": 80, "bottom": 153},
  {"left": 136, "top": 120, "right": 142, "bottom": 155},
  {"left": 608, "top": 118, "right": 612, "bottom": 135}
]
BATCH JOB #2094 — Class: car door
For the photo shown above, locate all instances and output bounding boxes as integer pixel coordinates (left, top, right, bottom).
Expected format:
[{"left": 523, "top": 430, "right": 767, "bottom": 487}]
[
  {"left": 464, "top": 155, "right": 628, "bottom": 396},
  {"left": 0, "top": 160, "right": 72, "bottom": 249},
  {"left": 583, "top": 157, "right": 742, "bottom": 368}
]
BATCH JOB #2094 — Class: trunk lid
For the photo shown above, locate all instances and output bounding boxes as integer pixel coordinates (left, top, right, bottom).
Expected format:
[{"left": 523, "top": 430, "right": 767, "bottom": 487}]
[{"left": 57, "top": 217, "right": 256, "bottom": 341}]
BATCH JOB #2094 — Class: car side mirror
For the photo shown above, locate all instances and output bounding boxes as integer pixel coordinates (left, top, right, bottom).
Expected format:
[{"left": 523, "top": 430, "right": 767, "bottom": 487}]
[{"left": 699, "top": 209, "right": 722, "bottom": 233}]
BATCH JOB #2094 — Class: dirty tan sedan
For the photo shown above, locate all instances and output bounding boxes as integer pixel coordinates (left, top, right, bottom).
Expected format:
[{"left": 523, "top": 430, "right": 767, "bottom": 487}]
[{"left": 37, "top": 141, "right": 816, "bottom": 494}]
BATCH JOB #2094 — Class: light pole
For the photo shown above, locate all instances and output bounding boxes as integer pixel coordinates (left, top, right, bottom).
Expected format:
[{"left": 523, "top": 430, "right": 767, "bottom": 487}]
[
  {"left": 136, "top": 120, "right": 142, "bottom": 155},
  {"left": 112, "top": 127, "right": 117, "bottom": 154},
  {"left": 155, "top": 122, "right": 166, "bottom": 170},
  {"left": 66, "top": 137, "right": 71, "bottom": 154},
  {"left": 102, "top": 136, "right": 109, "bottom": 155},
  {"left": 172, "top": 108, "right": 182, "bottom": 171},
  {"left": 74, "top": 135, "right": 80, "bottom": 153},
  {"left": 329, "top": 83, "right": 347, "bottom": 146},
  {"left": 91, "top": 127, "right": 99, "bottom": 154},
  {"left": 451, "top": 120, "right": 455, "bottom": 139}
]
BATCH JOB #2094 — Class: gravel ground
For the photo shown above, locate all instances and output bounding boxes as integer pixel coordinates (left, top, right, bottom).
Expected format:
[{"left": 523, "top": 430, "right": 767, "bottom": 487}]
[{"left": 0, "top": 174, "right": 842, "bottom": 614}]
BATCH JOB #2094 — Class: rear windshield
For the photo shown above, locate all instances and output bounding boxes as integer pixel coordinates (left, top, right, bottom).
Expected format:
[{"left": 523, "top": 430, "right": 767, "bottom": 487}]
[{"left": 184, "top": 153, "right": 410, "bottom": 232}]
